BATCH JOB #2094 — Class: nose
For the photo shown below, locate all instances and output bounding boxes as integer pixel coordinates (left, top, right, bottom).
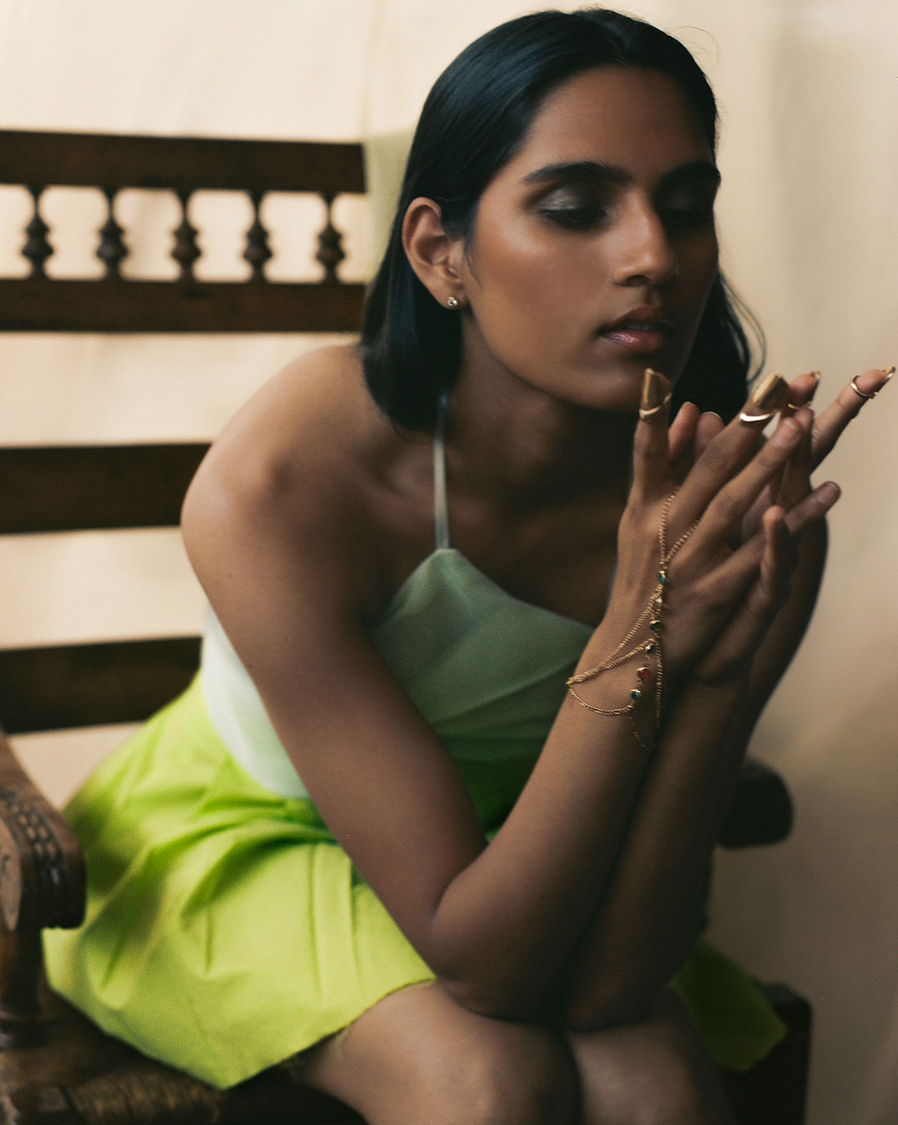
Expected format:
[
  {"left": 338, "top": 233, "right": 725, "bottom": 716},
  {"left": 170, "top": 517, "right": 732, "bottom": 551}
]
[{"left": 610, "top": 199, "right": 678, "bottom": 288}]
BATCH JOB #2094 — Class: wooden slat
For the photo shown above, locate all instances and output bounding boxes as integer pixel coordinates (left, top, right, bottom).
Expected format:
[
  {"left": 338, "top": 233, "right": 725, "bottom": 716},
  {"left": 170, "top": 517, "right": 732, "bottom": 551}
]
[
  {"left": 0, "top": 278, "right": 366, "bottom": 333},
  {"left": 0, "top": 444, "right": 209, "bottom": 533},
  {"left": 0, "top": 638, "right": 202, "bottom": 734},
  {"left": 0, "top": 130, "right": 365, "bottom": 194}
]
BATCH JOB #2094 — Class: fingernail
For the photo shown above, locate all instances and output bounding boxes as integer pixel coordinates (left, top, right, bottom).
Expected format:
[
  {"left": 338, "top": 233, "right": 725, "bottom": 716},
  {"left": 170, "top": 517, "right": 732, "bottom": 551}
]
[
  {"left": 816, "top": 481, "right": 840, "bottom": 505},
  {"left": 740, "top": 373, "right": 789, "bottom": 424},
  {"left": 639, "top": 368, "right": 671, "bottom": 420},
  {"left": 882, "top": 365, "right": 895, "bottom": 380},
  {"left": 807, "top": 371, "right": 821, "bottom": 399}
]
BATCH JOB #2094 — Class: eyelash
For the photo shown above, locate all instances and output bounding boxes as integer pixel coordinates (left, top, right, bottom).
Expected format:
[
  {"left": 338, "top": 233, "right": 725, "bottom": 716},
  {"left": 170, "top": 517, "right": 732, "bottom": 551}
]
[
  {"left": 538, "top": 193, "right": 715, "bottom": 233},
  {"left": 659, "top": 200, "right": 715, "bottom": 230},
  {"left": 539, "top": 202, "right": 607, "bottom": 230}
]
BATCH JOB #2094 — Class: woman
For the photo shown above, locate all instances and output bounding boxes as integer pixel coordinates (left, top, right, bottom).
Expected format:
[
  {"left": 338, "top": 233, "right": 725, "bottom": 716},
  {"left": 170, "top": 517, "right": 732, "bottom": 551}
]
[{"left": 45, "top": 9, "right": 891, "bottom": 1124}]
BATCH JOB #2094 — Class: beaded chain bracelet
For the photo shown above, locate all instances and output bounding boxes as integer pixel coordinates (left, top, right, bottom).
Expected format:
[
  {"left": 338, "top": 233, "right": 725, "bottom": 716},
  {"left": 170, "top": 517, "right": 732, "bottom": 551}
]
[{"left": 566, "top": 491, "right": 698, "bottom": 750}]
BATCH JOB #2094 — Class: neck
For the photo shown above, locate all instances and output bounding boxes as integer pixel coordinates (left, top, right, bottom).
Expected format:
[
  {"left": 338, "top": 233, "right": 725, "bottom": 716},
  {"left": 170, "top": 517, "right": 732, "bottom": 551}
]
[{"left": 445, "top": 358, "right": 636, "bottom": 513}]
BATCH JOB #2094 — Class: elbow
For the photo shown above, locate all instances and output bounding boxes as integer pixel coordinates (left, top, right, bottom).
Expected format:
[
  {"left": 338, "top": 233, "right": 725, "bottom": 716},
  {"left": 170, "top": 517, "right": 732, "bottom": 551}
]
[
  {"left": 562, "top": 986, "right": 654, "bottom": 1034},
  {"left": 437, "top": 973, "right": 545, "bottom": 1023}
]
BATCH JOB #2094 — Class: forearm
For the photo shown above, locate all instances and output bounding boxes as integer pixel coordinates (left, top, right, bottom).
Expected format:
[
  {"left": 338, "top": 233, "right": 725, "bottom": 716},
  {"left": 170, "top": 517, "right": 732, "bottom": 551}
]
[
  {"left": 556, "top": 673, "right": 748, "bottom": 1029},
  {"left": 424, "top": 655, "right": 659, "bottom": 1019}
]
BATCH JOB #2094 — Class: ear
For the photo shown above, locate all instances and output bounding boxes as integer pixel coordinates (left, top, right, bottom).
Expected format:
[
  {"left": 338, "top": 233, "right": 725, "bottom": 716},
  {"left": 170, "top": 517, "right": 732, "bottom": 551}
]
[{"left": 402, "top": 198, "right": 466, "bottom": 309}]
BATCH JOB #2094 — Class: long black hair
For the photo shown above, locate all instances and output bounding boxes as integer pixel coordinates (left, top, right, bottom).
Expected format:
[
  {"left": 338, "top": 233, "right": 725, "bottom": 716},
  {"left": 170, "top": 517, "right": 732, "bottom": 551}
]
[{"left": 361, "top": 8, "right": 760, "bottom": 430}]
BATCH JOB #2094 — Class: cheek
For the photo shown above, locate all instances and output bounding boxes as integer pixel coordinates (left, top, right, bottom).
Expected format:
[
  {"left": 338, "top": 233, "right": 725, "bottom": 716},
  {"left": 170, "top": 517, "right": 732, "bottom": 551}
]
[
  {"left": 463, "top": 224, "right": 598, "bottom": 342},
  {"left": 685, "top": 233, "right": 719, "bottom": 301}
]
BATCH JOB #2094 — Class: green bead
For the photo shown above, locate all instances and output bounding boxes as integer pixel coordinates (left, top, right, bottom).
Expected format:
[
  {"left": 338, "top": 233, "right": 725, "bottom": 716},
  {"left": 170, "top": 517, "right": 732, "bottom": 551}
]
[
  {"left": 630, "top": 689, "right": 642, "bottom": 702},
  {"left": 650, "top": 619, "right": 663, "bottom": 633}
]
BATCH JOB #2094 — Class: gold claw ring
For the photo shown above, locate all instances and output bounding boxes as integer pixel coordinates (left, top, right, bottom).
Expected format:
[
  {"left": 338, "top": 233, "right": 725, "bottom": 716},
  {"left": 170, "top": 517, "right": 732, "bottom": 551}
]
[
  {"left": 639, "top": 391, "right": 672, "bottom": 421},
  {"left": 850, "top": 378, "right": 878, "bottom": 400}
]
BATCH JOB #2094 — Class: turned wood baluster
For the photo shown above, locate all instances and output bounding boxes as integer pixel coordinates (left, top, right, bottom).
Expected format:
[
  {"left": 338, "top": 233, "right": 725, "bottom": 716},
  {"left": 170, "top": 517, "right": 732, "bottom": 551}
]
[
  {"left": 171, "top": 190, "right": 201, "bottom": 281},
  {"left": 0, "top": 927, "right": 45, "bottom": 1047},
  {"left": 243, "top": 190, "right": 272, "bottom": 282},
  {"left": 22, "top": 186, "right": 52, "bottom": 278},
  {"left": 97, "top": 188, "right": 128, "bottom": 279},
  {"left": 316, "top": 192, "right": 345, "bottom": 284}
]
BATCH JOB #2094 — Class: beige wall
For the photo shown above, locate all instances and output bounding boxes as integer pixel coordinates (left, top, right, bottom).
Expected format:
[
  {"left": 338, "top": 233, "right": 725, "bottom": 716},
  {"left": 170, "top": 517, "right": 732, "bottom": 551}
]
[{"left": 1, "top": 2, "right": 896, "bottom": 1122}]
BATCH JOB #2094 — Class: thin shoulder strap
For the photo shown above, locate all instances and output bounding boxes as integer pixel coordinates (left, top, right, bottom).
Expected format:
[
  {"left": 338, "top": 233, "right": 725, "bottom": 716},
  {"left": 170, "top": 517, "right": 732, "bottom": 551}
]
[{"left": 433, "top": 394, "right": 451, "bottom": 549}]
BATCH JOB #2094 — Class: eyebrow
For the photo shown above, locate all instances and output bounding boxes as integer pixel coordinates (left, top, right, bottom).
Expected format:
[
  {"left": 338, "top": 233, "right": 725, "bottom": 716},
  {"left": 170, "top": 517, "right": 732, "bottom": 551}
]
[{"left": 521, "top": 159, "right": 720, "bottom": 188}]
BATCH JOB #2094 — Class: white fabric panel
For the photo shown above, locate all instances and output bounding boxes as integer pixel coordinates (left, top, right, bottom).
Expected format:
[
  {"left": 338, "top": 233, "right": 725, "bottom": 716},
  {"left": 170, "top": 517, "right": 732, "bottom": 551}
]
[{"left": 0, "top": 3, "right": 896, "bottom": 1122}]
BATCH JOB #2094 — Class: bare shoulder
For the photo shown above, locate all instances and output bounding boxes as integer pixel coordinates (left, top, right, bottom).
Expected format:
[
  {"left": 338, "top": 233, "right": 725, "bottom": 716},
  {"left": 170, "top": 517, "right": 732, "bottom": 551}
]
[{"left": 182, "top": 343, "right": 402, "bottom": 623}]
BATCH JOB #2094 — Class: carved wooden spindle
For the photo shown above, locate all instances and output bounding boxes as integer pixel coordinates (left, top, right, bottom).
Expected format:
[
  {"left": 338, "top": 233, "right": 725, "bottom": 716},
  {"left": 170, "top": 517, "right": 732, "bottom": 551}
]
[
  {"left": 22, "top": 186, "right": 52, "bottom": 278},
  {"left": 97, "top": 188, "right": 128, "bottom": 278},
  {"left": 0, "top": 927, "right": 45, "bottom": 1047},
  {"left": 171, "top": 190, "right": 201, "bottom": 280},
  {"left": 316, "top": 192, "right": 345, "bottom": 284},
  {"left": 243, "top": 190, "right": 272, "bottom": 282}
]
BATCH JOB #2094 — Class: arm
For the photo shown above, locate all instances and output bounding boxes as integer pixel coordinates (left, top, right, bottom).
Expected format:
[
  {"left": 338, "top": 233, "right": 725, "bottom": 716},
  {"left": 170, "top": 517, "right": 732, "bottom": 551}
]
[
  {"left": 556, "top": 367, "right": 890, "bottom": 1028},
  {"left": 183, "top": 354, "right": 885, "bottom": 1025},
  {"left": 559, "top": 519, "right": 825, "bottom": 1029}
]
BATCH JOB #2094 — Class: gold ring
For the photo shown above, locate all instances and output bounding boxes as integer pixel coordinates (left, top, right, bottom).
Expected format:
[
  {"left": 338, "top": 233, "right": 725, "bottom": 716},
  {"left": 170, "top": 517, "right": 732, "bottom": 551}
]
[
  {"left": 639, "top": 391, "right": 672, "bottom": 421},
  {"left": 850, "top": 378, "right": 877, "bottom": 400},
  {"left": 738, "top": 407, "right": 777, "bottom": 424}
]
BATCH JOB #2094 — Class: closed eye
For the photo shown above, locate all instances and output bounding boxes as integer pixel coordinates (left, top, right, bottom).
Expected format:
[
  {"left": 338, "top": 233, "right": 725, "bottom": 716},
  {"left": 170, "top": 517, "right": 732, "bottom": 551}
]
[
  {"left": 539, "top": 202, "right": 608, "bottom": 229},
  {"left": 536, "top": 185, "right": 609, "bottom": 230},
  {"left": 659, "top": 198, "right": 715, "bottom": 231}
]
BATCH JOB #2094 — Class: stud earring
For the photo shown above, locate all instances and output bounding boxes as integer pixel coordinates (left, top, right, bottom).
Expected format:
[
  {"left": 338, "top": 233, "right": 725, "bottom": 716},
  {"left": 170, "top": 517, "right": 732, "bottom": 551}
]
[{"left": 447, "top": 296, "right": 460, "bottom": 309}]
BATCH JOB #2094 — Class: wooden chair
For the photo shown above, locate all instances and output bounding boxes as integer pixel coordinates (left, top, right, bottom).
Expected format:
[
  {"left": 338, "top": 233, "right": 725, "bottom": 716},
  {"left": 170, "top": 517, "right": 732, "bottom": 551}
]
[{"left": 0, "top": 128, "right": 809, "bottom": 1125}]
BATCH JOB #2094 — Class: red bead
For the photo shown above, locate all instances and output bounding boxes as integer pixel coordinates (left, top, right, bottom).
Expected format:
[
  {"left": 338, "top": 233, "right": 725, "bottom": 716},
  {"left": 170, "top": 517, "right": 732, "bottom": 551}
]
[{"left": 637, "top": 666, "right": 651, "bottom": 681}]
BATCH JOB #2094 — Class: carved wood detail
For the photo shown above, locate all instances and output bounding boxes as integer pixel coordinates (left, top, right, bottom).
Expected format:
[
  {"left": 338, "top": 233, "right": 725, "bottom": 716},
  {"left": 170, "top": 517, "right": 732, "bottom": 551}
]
[
  {"left": 316, "top": 192, "right": 345, "bottom": 283},
  {"left": 96, "top": 190, "right": 127, "bottom": 279},
  {"left": 243, "top": 191, "right": 272, "bottom": 282},
  {"left": 22, "top": 188, "right": 52, "bottom": 278},
  {"left": 171, "top": 191, "right": 201, "bottom": 280}
]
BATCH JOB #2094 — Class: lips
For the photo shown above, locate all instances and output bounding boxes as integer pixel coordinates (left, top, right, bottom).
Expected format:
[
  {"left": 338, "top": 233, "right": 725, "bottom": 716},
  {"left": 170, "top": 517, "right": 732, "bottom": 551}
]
[{"left": 599, "top": 305, "right": 675, "bottom": 354}]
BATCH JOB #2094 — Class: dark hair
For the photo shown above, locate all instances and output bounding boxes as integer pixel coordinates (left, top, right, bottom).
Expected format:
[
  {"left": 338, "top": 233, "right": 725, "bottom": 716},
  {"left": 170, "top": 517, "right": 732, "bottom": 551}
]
[{"left": 361, "top": 8, "right": 759, "bottom": 430}]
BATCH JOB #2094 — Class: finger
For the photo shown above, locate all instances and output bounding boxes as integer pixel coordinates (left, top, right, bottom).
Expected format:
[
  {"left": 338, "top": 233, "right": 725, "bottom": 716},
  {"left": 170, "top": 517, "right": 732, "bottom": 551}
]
[
  {"left": 667, "top": 374, "right": 789, "bottom": 533},
  {"left": 776, "top": 405, "right": 814, "bottom": 509},
  {"left": 668, "top": 401, "right": 700, "bottom": 464},
  {"left": 692, "top": 411, "right": 725, "bottom": 462},
  {"left": 677, "top": 412, "right": 809, "bottom": 551},
  {"left": 693, "top": 506, "right": 794, "bottom": 683},
  {"left": 811, "top": 366, "right": 893, "bottom": 468},
  {"left": 712, "top": 479, "right": 839, "bottom": 596},
  {"left": 784, "top": 370, "right": 820, "bottom": 412},
  {"left": 631, "top": 368, "right": 673, "bottom": 499}
]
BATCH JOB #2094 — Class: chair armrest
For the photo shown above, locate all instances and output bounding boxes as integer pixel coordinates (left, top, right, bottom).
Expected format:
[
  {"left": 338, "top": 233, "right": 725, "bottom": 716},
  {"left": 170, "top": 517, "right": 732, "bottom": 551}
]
[
  {"left": 0, "top": 729, "right": 85, "bottom": 931},
  {"left": 718, "top": 758, "right": 794, "bottom": 849}
]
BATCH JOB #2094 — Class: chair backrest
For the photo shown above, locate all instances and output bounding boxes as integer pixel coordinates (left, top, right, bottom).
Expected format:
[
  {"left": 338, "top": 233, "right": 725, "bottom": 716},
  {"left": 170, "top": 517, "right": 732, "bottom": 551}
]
[{"left": 0, "top": 128, "right": 366, "bottom": 736}]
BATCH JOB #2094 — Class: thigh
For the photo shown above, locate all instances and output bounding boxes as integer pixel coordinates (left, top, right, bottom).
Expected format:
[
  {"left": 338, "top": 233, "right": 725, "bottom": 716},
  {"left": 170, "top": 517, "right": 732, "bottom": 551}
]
[
  {"left": 567, "top": 990, "right": 736, "bottom": 1125},
  {"left": 290, "top": 981, "right": 578, "bottom": 1125}
]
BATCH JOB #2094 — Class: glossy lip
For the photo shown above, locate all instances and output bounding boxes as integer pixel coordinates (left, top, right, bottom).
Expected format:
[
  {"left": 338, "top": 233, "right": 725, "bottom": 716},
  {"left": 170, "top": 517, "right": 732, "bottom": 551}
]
[
  {"left": 600, "top": 304, "right": 676, "bottom": 335},
  {"left": 598, "top": 305, "right": 676, "bottom": 355}
]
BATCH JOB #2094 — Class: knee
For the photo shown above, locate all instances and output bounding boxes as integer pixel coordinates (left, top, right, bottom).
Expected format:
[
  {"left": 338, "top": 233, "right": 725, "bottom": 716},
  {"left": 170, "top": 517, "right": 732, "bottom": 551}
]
[
  {"left": 571, "top": 994, "right": 734, "bottom": 1125},
  {"left": 624, "top": 1042, "right": 725, "bottom": 1125},
  {"left": 416, "top": 1021, "right": 579, "bottom": 1125}
]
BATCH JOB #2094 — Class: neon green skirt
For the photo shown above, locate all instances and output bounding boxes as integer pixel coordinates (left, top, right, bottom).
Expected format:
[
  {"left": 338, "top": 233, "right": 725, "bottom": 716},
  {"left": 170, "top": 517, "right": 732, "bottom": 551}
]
[{"left": 44, "top": 677, "right": 784, "bottom": 1089}]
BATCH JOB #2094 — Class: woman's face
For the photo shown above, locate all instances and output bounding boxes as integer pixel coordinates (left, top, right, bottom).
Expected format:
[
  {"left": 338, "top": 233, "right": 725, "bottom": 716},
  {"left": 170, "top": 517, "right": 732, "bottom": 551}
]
[{"left": 455, "top": 66, "right": 720, "bottom": 413}]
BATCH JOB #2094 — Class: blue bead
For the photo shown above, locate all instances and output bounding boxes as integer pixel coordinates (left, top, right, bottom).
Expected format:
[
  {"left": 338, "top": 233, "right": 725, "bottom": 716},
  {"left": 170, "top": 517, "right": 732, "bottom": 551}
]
[{"left": 630, "top": 689, "right": 642, "bottom": 701}]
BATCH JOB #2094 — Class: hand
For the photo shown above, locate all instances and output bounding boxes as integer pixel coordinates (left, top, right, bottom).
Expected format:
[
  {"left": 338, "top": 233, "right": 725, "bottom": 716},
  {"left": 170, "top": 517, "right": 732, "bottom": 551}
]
[
  {"left": 671, "top": 366, "right": 892, "bottom": 545},
  {"left": 609, "top": 374, "right": 840, "bottom": 687}
]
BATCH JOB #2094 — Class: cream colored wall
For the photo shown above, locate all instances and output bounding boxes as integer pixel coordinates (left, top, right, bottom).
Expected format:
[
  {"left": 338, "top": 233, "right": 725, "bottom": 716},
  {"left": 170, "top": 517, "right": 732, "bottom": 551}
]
[{"left": 1, "top": 3, "right": 896, "bottom": 1123}]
